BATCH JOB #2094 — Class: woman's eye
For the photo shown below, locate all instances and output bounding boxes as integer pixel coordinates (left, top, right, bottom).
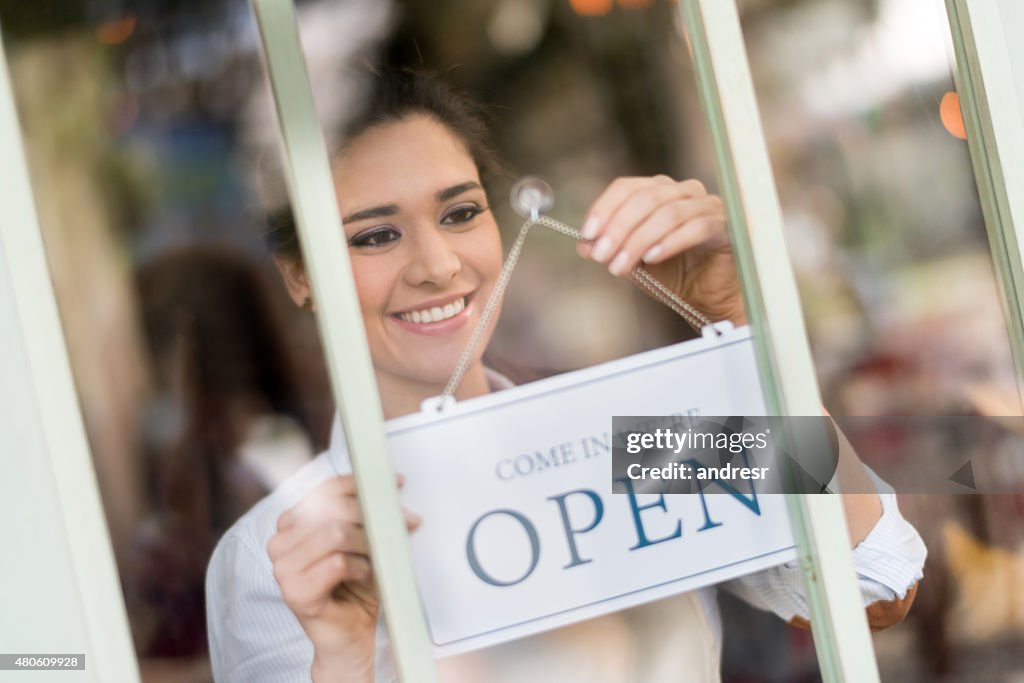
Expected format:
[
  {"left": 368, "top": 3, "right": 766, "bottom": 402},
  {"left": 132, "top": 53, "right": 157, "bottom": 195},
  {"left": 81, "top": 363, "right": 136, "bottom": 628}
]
[
  {"left": 442, "top": 204, "right": 487, "bottom": 225},
  {"left": 349, "top": 226, "right": 401, "bottom": 248}
]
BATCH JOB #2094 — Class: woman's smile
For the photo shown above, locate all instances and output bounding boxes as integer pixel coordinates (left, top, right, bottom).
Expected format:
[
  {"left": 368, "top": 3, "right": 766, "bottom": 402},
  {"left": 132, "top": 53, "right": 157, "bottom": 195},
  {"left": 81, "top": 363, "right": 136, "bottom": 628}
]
[{"left": 388, "top": 291, "right": 475, "bottom": 336}]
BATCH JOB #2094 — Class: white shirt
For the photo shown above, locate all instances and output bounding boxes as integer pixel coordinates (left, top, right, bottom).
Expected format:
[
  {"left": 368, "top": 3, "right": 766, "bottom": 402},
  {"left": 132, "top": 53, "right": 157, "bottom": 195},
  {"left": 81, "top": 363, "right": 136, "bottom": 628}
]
[{"left": 206, "top": 372, "right": 926, "bottom": 682}]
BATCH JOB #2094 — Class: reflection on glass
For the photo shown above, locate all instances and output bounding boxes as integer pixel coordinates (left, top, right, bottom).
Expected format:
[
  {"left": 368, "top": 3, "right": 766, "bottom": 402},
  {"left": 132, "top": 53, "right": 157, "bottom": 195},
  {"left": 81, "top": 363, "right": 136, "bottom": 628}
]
[
  {"left": 4, "top": 0, "right": 986, "bottom": 680},
  {"left": 739, "top": 0, "right": 1024, "bottom": 681},
  {"left": 3, "top": 4, "right": 331, "bottom": 680}
]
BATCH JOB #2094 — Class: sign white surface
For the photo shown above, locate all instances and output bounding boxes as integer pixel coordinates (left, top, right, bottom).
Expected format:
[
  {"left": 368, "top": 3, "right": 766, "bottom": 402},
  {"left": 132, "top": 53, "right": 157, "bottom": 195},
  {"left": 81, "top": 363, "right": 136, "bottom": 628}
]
[{"left": 387, "top": 325, "right": 796, "bottom": 655}]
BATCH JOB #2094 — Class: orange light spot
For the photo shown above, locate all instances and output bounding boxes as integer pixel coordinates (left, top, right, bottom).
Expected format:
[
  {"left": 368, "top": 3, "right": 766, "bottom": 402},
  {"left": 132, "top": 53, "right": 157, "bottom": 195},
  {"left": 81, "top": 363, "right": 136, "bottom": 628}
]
[
  {"left": 96, "top": 16, "right": 137, "bottom": 45},
  {"left": 569, "top": 0, "right": 613, "bottom": 16},
  {"left": 940, "top": 91, "right": 967, "bottom": 140}
]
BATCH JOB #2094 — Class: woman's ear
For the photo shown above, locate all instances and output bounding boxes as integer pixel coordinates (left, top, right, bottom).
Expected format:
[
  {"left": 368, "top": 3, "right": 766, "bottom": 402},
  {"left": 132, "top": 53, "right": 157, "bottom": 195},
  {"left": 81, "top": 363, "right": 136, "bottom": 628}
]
[{"left": 273, "top": 255, "right": 311, "bottom": 309}]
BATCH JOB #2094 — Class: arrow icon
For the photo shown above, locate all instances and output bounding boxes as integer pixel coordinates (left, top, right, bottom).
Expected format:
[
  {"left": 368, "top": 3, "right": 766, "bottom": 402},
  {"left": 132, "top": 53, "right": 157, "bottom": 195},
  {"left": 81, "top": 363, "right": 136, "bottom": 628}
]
[{"left": 948, "top": 460, "right": 976, "bottom": 490}]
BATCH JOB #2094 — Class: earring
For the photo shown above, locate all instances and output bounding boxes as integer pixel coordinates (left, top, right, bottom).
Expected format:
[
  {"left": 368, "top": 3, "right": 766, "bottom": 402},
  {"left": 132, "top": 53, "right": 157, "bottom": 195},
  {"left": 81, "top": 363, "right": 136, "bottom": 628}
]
[{"left": 301, "top": 296, "right": 314, "bottom": 312}]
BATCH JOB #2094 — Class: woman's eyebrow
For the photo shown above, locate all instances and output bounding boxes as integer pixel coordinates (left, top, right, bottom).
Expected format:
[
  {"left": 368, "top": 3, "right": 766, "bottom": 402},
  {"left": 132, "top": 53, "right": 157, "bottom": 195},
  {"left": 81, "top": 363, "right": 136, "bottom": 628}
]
[
  {"left": 341, "top": 182, "right": 480, "bottom": 224},
  {"left": 436, "top": 181, "right": 482, "bottom": 202},
  {"left": 342, "top": 204, "right": 400, "bottom": 224}
]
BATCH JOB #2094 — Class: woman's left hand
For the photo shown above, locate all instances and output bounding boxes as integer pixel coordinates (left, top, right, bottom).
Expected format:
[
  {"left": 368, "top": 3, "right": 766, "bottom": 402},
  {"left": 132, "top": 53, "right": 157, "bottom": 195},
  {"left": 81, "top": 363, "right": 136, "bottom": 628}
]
[{"left": 577, "top": 175, "right": 745, "bottom": 325}]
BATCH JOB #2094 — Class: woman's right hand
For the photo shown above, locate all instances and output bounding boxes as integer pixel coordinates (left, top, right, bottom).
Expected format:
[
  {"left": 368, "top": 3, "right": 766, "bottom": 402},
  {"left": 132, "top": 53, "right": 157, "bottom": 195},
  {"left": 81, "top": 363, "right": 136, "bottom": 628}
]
[{"left": 267, "top": 475, "right": 421, "bottom": 683}]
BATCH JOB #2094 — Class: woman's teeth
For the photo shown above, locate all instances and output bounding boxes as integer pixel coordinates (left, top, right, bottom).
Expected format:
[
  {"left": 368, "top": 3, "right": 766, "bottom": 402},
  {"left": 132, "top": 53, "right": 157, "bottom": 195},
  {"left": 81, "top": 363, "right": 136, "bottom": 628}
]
[{"left": 398, "top": 297, "right": 466, "bottom": 324}]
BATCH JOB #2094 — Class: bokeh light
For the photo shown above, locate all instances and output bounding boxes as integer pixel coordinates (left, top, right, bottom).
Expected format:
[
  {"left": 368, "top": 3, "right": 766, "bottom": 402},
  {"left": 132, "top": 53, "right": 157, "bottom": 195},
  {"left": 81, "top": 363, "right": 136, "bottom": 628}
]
[
  {"left": 95, "top": 16, "right": 137, "bottom": 46},
  {"left": 940, "top": 90, "right": 968, "bottom": 140}
]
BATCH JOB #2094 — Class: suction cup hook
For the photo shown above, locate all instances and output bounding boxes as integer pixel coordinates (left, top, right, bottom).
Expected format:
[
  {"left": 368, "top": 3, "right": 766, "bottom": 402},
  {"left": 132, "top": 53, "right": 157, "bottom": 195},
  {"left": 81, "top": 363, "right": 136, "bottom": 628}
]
[{"left": 510, "top": 176, "right": 554, "bottom": 220}]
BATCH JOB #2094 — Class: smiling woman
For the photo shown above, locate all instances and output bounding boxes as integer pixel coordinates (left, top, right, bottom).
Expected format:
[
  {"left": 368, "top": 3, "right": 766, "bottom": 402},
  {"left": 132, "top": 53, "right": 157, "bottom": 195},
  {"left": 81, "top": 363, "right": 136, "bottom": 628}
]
[
  {"left": 323, "top": 115, "right": 503, "bottom": 408},
  {"left": 266, "top": 71, "right": 505, "bottom": 419},
  {"left": 205, "top": 68, "right": 924, "bottom": 683}
]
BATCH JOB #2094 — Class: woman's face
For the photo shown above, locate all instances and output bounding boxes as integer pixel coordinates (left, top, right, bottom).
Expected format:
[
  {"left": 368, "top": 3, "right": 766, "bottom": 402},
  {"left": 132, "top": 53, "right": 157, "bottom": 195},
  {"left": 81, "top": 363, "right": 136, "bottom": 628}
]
[{"left": 330, "top": 114, "right": 503, "bottom": 388}]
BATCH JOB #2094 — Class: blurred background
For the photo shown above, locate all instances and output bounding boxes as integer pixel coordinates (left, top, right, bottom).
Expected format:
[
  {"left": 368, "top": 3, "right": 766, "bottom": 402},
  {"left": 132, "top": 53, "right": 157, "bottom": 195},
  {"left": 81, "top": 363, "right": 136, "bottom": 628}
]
[{"left": 1, "top": 0, "right": 1023, "bottom": 681}]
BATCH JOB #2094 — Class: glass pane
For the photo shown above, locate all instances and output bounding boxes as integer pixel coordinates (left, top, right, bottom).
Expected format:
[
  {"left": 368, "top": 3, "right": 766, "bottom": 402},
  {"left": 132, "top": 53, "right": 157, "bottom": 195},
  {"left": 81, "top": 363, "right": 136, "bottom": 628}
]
[
  {"left": 736, "top": 0, "right": 1024, "bottom": 681},
  {"left": 2, "top": 0, "right": 943, "bottom": 680},
  {"left": 0, "top": 4, "right": 332, "bottom": 681},
  {"left": 259, "top": 2, "right": 841, "bottom": 682}
]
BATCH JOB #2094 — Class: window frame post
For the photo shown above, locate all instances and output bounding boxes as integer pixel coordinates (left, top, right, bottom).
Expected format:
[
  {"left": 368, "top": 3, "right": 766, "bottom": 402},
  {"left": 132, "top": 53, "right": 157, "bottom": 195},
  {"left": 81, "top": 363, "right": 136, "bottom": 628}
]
[
  {"left": 678, "top": 2, "right": 882, "bottom": 681},
  {"left": 945, "top": 0, "right": 1024, "bottom": 402},
  {"left": 249, "top": 2, "right": 440, "bottom": 680},
  {"left": 0, "top": 26, "right": 141, "bottom": 683}
]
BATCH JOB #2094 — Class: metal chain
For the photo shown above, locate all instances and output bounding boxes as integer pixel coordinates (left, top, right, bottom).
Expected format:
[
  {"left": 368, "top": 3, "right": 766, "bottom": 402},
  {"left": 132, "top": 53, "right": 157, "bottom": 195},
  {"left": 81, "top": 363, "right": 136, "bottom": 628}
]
[{"left": 440, "top": 214, "right": 718, "bottom": 400}]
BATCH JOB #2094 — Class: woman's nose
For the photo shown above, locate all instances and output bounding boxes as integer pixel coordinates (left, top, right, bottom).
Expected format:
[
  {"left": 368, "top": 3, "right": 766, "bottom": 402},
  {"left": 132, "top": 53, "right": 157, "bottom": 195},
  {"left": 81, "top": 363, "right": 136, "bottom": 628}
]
[{"left": 404, "top": 225, "right": 461, "bottom": 286}]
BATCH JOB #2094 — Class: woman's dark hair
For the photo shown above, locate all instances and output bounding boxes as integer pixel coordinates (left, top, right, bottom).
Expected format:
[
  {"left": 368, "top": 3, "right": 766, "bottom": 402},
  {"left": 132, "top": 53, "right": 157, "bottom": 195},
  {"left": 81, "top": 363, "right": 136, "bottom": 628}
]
[
  {"left": 265, "top": 68, "right": 503, "bottom": 263},
  {"left": 135, "top": 244, "right": 313, "bottom": 531},
  {"left": 128, "top": 244, "right": 316, "bottom": 657}
]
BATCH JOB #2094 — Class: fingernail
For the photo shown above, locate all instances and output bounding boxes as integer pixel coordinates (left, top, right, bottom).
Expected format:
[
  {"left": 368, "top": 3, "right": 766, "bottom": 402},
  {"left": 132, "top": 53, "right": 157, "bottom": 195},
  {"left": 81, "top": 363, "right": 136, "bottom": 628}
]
[
  {"left": 608, "top": 251, "right": 630, "bottom": 276},
  {"left": 404, "top": 509, "right": 422, "bottom": 526},
  {"left": 582, "top": 217, "right": 600, "bottom": 240},
  {"left": 642, "top": 244, "right": 663, "bottom": 263},
  {"left": 592, "top": 236, "right": 614, "bottom": 263}
]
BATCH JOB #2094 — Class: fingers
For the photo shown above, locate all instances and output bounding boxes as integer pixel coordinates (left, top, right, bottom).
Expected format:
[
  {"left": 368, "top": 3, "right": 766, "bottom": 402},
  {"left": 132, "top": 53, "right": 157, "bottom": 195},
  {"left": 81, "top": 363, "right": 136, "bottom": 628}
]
[
  {"left": 277, "top": 473, "right": 405, "bottom": 531},
  {"left": 278, "top": 476, "right": 360, "bottom": 531},
  {"left": 278, "top": 485, "right": 364, "bottom": 533},
  {"left": 270, "top": 473, "right": 420, "bottom": 618},
  {"left": 643, "top": 216, "right": 728, "bottom": 265},
  {"left": 271, "top": 473, "right": 418, "bottom": 561},
  {"left": 612, "top": 196, "right": 724, "bottom": 274},
  {"left": 580, "top": 176, "right": 721, "bottom": 276},
  {"left": 272, "top": 506, "right": 421, "bottom": 569},
  {"left": 581, "top": 175, "right": 682, "bottom": 239},
  {"left": 583, "top": 179, "right": 680, "bottom": 264},
  {"left": 272, "top": 520, "right": 370, "bottom": 576},
  {"left": 278, "top": 551, "right": 374, "bottom": 617}
]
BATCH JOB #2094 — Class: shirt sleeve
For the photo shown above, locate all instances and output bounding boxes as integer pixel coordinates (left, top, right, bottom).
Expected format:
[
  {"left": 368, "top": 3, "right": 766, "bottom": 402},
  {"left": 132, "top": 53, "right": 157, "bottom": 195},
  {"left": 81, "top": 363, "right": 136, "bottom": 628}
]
[
  {"left": 206, "top": 531, "right": 315, "bottom": 682},
  {"left": 719, "top": 468, "right": 926, "bottom": 623}
]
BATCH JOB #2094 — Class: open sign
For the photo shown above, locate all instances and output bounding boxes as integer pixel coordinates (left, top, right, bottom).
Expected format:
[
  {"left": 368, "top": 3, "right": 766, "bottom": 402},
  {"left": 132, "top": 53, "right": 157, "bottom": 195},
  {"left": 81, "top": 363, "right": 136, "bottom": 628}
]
[{"left": 372, "top": 325, "right": 797, "bottom": 655}]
